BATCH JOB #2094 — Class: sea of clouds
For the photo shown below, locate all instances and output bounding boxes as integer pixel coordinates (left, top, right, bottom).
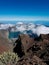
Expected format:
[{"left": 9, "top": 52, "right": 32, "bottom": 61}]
[{"left": 0, "top": 22, "right": 49, "bottom": 36}]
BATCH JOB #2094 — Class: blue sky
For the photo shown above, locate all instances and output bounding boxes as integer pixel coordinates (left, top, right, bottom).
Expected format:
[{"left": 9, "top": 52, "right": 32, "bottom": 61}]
[{"left": 0, "top": 0, "right": 49, "bottom": 21}]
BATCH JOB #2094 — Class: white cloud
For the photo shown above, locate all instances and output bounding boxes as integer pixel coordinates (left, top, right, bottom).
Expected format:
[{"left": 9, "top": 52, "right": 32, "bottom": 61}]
[
  {"left": 34, "top": 25, "right": 49, "bottom": 36},
  {"left": 0, "top": 22, "right": 49, "bottom": 36},
  {"left": 0, "top": 24, "right": 14, "bottom": 30},
  {"left": 14, "top": 22, "right": 49, "bottom": 36}
]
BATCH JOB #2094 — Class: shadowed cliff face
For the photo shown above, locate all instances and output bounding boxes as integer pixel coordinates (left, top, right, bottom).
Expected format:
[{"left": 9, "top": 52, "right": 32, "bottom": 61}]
[
  {"left": 13, "top": 37, "right": 25, "bottom": 57},
  {"left": 13, "top": 34, "right": 34, "bottom": 57},
  {"left": 13, "top": 34, "right": 49, "bottom": 65}
]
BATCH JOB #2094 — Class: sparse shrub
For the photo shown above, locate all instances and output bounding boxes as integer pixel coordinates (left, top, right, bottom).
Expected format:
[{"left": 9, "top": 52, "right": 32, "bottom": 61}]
[{"left": 0, "top": 52, "right": 19, "bottom": 65}]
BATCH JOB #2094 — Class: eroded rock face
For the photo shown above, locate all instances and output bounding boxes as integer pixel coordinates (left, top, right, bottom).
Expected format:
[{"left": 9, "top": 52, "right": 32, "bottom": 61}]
[
  {"left": 40, "top": 34, "right": 49, "bottom": 40},
  {"left": 13, "top": 34, "right": 34, "bottom": 57},
  {"left": 0, "top": 31, "right": 13, "bottom": 54},
  {"left": 13, "top": 34, "right": 49, "bottom": 65},
  {"left": 17, "top": 55, "right": 47, "bottom": 65}
]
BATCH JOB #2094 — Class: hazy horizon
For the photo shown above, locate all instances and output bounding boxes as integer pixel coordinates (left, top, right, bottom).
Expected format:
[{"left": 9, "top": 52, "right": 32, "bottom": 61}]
[{"left": 0, "top": 0, "right": 49, "bottom": 25}]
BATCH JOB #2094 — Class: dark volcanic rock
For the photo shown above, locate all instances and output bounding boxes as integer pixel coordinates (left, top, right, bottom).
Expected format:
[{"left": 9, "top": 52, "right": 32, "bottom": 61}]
[
  {"left": 13, "top": 34, "right": 49, "bottom": 65},
  {"left": 17, "top": 55, "right": 47, "bottom": 65},
  {"left": 13, "top": 34, "right": 34, "bottom": 57}
]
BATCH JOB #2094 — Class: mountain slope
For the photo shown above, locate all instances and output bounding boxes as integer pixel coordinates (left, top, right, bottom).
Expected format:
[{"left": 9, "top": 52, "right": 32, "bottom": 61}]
[{"left": 0, "top": 31, "right": 13, "bottom": 54}]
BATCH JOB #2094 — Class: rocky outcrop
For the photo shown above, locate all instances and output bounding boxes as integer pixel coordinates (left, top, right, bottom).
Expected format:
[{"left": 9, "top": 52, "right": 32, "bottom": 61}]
[
  {"left": 17, "top": 55, "right": 47, "bottom": 65},
  {"left": 13, "top": 34, "right": 49, "bottom": 65},
  {"left": 13, "top": 34, "right": 34, "bottom": 57}
]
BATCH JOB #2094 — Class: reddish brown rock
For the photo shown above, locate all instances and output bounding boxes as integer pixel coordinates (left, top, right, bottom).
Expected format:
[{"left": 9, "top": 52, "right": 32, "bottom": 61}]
[
  {"left": 39, "top": 34, "right": 49, "bottom": 40},
  {"left": 17, "top": 55, "right": 47, "bottom": 65},
  {"left": 13, "top": 34, "right": 35, "bottom": 57},
  {"left": 13, "top": 34, "right": 49, "bottom": 65},
  {"left": 0, "top": 31, "right": 13, "bottom": 54}
]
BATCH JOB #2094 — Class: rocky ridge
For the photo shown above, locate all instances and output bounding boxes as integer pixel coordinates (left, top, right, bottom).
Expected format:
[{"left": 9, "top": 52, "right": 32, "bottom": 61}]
[{"left": 13, "top": 34, "right": 49, "bottom": 65}]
